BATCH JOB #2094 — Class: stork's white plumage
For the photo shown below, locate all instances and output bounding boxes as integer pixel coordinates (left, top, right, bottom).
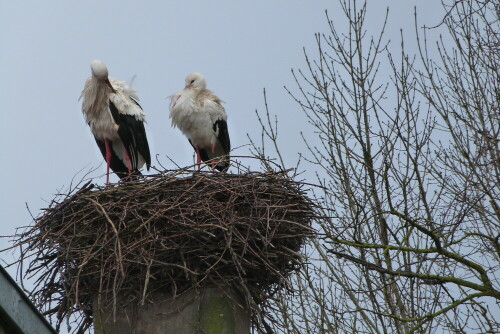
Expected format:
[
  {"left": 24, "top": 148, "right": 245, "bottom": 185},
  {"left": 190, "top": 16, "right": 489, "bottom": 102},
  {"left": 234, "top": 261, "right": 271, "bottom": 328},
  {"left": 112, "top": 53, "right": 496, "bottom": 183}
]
[
  {"left": 81, "top": 60, "right": 151, "bottom": 183},
  {"left": 169, "top": 72, "right": 231, "bottom": 171}
]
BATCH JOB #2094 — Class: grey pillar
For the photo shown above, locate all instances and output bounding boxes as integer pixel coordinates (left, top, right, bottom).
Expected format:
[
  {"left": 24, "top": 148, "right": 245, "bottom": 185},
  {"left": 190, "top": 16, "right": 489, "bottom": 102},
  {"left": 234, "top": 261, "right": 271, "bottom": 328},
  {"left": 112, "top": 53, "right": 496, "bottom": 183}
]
[{"left": 93, "top": 287, "right": 250, "bottom": 334}]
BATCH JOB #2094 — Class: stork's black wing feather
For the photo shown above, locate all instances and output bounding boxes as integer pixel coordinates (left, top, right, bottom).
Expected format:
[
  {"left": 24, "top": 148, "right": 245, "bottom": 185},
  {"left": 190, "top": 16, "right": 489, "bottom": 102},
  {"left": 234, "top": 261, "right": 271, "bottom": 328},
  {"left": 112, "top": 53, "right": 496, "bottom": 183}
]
[
  {"left": 212, "top": 119, "right": 231, "bottom": 172},
  {"left": 213, "top": 119, "right": 231, "bottom": 154},
  {"left": 128, "top": 98, "right": 152, "bottom": 168},
  {"left": 109, "top": 100, "right": 151, "bottom": 171}
]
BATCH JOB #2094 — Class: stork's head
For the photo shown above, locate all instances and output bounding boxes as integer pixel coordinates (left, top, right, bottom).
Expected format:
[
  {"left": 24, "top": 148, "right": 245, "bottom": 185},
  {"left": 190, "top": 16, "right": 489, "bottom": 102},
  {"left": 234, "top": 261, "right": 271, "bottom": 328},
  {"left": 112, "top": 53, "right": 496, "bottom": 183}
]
[
  {"left": 184, "top": 72, "right": 206, "bottom": 91},
  {"left": 90, "top": 60, "right": 115, "bottom": 92},
  {"left": 90, "top": 60, "right": 109, "bottom": 80}
]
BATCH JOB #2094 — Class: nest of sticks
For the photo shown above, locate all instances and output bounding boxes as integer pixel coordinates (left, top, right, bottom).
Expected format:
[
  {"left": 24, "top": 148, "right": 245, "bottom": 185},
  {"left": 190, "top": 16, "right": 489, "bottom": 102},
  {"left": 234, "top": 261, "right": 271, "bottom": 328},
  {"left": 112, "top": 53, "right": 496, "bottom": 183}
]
[{"left": 16, "top": 167, "right": 315, "bottom": 332}]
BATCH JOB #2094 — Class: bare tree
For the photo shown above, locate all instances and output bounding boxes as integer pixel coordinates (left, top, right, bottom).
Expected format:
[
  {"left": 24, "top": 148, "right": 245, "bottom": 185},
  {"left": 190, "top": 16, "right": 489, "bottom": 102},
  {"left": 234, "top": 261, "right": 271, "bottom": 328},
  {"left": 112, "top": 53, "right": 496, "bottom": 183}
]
[{"left": 251, "top": 0, "right": 499, "bottom": 332}]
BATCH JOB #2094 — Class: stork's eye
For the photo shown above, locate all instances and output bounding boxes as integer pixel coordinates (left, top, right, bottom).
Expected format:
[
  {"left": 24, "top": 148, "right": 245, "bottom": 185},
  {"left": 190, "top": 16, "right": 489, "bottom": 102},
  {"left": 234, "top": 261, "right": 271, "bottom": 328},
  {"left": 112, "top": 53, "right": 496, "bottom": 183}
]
[{"left": 190, "top": 80, "right": 195, "bottom": 84}]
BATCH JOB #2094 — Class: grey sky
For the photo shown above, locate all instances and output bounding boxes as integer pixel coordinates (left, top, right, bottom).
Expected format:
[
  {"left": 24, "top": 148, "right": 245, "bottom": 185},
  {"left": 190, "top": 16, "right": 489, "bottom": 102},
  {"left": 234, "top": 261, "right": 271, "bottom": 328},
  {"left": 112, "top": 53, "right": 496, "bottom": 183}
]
[{"left": 0, "top": 0, "right": 446, "bottom": 329}]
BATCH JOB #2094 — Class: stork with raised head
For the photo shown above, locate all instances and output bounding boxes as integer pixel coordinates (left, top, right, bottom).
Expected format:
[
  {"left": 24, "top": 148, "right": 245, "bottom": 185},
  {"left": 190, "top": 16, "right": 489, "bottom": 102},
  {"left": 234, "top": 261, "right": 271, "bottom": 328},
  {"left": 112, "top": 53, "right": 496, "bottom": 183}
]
[
  {"left": 80, "top": 60, "right": 151, "bottom": 183},
  {"left": 169, "top": 72, "right": 231, "bottom": 171}
]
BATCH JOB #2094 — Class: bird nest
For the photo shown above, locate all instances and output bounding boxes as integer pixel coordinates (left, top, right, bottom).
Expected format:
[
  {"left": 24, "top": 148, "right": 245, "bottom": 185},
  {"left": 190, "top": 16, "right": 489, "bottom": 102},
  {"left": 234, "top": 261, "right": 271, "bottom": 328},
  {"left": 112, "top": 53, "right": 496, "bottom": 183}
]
[{"left": 15, "top": 168, "right": 315, "bottom": 333}]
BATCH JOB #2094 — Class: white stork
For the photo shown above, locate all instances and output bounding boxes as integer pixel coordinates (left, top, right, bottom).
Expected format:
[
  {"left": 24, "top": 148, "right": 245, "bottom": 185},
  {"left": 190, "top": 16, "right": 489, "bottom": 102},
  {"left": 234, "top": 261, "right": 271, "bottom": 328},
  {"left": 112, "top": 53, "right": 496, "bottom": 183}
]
[
  {"left": 169, "top": 72, "right": 231, "bottom": 171},
  {"left": 80, "top": 60, "right": 151, "bottom": 183}
]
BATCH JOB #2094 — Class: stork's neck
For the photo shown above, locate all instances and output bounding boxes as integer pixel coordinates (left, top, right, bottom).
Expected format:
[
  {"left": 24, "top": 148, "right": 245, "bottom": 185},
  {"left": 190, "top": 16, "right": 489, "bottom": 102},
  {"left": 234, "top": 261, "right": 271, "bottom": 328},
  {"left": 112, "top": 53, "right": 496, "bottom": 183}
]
[
  {"left": 83, "top": 78, "right": 113, "bottom": 119},
  {"left": 94, "top": 76, "right": 113, "bottom": 89},
  {"left": 189, "top": 88, "right": 207, "bottom": 99},
  {"left": 91, "top": 77, "right": 114, "bottom": 97}
]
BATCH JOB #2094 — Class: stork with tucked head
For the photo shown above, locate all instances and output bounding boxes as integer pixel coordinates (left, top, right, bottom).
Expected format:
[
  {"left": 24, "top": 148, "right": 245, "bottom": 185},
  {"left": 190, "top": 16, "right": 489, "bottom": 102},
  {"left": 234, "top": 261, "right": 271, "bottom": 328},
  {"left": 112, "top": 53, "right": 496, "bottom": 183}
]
[
  {"left": 80, "top": 60, "right": 151, "bottom": 183},
  {"left": 169, "top": 72, "right": 231, "bottom": 171}
]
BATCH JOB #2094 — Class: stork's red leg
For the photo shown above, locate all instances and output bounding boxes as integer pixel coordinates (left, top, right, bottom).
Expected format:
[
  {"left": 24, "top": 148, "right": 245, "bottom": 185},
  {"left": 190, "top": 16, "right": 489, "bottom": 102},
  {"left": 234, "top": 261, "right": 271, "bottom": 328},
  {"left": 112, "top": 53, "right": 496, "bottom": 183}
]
[
  {"left": 195, "top": 146, "right": 201, "bottom": 170},
  {"left": 104, "top": 139, "right": 111, "bottom": 184},
  {"left": 211, "top": 144, "right": 215, "bottom": 170},
  {"left": 124, "top": 150, "right": 132, "bottom": 175}
]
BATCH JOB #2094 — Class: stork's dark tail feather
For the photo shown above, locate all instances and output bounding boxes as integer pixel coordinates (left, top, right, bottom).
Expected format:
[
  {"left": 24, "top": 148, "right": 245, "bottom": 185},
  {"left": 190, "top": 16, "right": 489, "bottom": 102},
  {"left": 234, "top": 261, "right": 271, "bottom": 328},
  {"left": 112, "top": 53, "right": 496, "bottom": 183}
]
[
  {"left": 198, "top": 147, "right": 230, "bottom": 172},
  {"left": 215, "top": 160, "right": 230, "bottom": 172},
  {"left": 116, "top": 169, "right": 143, "bottom": 182}
]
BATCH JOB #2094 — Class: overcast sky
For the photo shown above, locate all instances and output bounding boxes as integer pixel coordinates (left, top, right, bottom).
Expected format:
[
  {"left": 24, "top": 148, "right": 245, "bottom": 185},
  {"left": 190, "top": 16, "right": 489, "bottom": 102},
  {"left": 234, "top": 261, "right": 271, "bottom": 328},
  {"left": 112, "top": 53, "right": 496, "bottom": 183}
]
[{"left": 0, "top": 0, "right": 446, "bottom": 329}]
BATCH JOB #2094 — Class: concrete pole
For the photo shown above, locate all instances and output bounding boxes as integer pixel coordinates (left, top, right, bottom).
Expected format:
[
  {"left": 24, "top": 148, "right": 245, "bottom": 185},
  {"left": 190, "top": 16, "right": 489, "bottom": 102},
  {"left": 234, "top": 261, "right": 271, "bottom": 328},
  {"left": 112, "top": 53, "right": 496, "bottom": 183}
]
[{"left": 93, "top": 287, "right": 250, "bottom": 334}]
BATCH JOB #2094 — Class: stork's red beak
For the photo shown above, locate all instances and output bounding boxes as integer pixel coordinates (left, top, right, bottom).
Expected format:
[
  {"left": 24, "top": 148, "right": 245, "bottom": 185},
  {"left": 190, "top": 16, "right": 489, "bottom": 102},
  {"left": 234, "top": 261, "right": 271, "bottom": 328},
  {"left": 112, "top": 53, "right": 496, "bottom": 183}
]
[{"left": 184, "top": 86, "right": 190, "bottom": 90}]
